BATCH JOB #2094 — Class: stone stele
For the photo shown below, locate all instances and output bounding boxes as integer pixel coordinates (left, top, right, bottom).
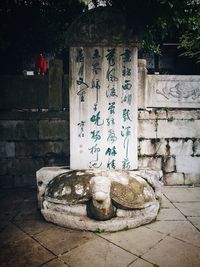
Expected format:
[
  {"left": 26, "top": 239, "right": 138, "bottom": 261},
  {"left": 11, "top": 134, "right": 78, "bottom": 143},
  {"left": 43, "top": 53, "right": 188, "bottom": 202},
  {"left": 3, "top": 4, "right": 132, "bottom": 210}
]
[{"left": 38, "top": 169, "right": 161, "bottom": 232}]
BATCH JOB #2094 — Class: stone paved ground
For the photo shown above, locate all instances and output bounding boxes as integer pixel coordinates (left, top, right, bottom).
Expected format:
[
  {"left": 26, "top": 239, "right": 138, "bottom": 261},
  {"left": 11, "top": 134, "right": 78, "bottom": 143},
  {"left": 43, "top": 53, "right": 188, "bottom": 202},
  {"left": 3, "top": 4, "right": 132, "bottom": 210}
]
[{"left": 0, "top": 186, "right": 200, "bottom": 267}]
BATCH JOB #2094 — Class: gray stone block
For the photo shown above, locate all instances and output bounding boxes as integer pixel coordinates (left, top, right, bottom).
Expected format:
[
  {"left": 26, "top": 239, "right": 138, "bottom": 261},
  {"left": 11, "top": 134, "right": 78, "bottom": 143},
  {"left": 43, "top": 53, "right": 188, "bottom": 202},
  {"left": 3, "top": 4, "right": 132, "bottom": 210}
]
[
  {"left": 138, "top": 156, "right": 162, "bottom": 170},
  {"left": 0, "top": 121, "right": 38, "bottom": 141},
  {"left": 163, "top": 156, "right": 176, "bottom": 173},
  {"left": 0, "top": 142, "right": 15, "bottom": 157},
  {"left": 0, "top": 159, "right": 15, "bottom": 175},
  {"left": 138, "top": 120, "right": 157, "bottom": 138},
  {"left": 157, "top": 120, "right": 200, "bottom": 138},
  {"left": 163, "top": 173, "right": 184, "bottom": 185},
  {"left": 139, "top": 139, "right": 167, "bottom": 156},
  {"left": 184, "top": 174, "right": 200, "bottom": 185},
  {"left": 14, "top": 175, "right": 36, "bottom": 188},
  {"left": 168, "top": 139, "right": 193, "bottom": 156},
  {"left": 194, "top": 139, "right": 200, "bottom": 155},
  {"left": 14, "top": 158, "right": 44, "bottom": 175},
  {"left": 48, "top": 59, "right": 63, "bottom": 109},
  {"left": 176, "top": 156, "right": 200, "bottom": 173},
  {"left": 39, "top": 120, "right": 68, "bottom": 140},
  {"left": 15, "top": 141, "right": 68, "bottom": 157},
  {"left": 0, "top": 175, "right": 14, "bottom": 188}
]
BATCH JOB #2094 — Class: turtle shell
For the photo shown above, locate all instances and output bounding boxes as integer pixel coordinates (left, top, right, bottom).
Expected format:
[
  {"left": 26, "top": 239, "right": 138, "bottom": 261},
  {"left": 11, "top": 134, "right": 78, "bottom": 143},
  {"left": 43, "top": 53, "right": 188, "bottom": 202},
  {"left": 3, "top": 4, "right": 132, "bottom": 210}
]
[
  {"left": 111, "top": 176, "right": 156, "bottom": 209},
  {"left": 45, "top": 170, "right": 93, "bottom": 205}
]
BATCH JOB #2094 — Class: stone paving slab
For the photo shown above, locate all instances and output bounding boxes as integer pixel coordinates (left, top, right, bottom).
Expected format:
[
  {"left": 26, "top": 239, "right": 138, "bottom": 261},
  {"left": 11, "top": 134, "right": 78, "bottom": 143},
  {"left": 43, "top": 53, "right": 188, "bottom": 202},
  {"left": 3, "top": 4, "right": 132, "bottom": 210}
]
[
  {"left": 173, "top": 202, "right": 200, "bottom": 216},
  {"left": 0, "top": 187, "right": 200, "bottom": 267},
  {"left": 61, "top": 236, "right": 137, "bottom": 267},
  {"left": 187, "top": 216, "right": 200, "bottom": 231},
  {"left": 0, "top": 223, "right": 28, "bottom": 246},
  {"left": 100, "top": 226, "right": 166, "bottom": 256},
  {"left": 42, "top": 258, "right": 68, "bottom": 267},
  {"left": 146, "top": 220, "right": 200, "bottom": 247},
  {"left": 160, "top": 194, "right": 174, "bottom": 208},
  {"left": 156, "top": 208, "right": 186, "bottom": 221},
  {"left": 14, "top": 219, "right": 58, "bottom": 236},
  {"left": 162, "top": 186, "right": 200, "bottom": 202},
  {"left": 0, "top": 233, "right": 54, "bottom": 267},
  {"left": 34, "top": 227, "right": 97, "bottom": 255},
  {"left": 143, "top": 235, "right": 200, "bottom": 267},
  {"left": 129, "top": 258, "right": 154, "bottom": 267}
]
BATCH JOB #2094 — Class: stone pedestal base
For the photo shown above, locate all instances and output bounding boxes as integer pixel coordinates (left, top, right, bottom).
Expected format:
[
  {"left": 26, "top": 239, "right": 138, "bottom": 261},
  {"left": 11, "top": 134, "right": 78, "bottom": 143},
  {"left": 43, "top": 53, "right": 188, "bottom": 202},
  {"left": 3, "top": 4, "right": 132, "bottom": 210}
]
[{"left": 36, "top": 167, "right": 162, "bottom": 232}]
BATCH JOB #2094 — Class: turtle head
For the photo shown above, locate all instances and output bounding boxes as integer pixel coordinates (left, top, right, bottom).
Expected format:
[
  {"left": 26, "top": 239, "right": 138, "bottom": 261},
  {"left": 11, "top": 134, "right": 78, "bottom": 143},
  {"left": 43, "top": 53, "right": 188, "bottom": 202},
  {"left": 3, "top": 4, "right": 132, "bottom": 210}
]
[
  {"left": 90, "top": 176, "right": 111, "bottom": 203},
  {"left": 87, "top": 176, "right": 116, "bottom": 220}
]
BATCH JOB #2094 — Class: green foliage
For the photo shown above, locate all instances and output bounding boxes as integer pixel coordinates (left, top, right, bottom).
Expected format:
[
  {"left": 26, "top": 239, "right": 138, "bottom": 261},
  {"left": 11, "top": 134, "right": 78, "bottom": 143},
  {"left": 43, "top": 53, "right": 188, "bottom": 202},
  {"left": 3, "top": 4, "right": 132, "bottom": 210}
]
[
  {"left": 123, "top": 225, "right": 129, "bottom": 231},
  {"left": 91, "top": 0, "right": 200, "bottom": 61},
  {"left": 95, "top": 228, "right": 105, "bottom": 233}
]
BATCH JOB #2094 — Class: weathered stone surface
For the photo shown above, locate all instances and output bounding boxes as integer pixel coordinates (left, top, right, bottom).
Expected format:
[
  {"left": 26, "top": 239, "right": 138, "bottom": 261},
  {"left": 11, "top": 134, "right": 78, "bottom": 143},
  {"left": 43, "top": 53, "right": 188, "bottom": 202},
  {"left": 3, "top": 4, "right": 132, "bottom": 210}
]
[
  {"left": 0, "top": 159, "right": 14, "bottom": 175},
  {"left": 37, "top": 167, "right": 70, "bottom": 208},
  {"left": 167, "top": 110, "right": 200, "bottom": 120},
  {"left": 163, "top": 156, "right": 176, "bottom": 173},
  {"left": 184, "top": 173, "right": 200, "bottom": 185},
  {"left": 156, "top": 208, "right": 186, "bottom": 221},
  {"left": 163, "top": 173, "right": 184, "bottom": 185},
  {"left": 38, "top": 168, "right": 161, "bottom": 231},
  {"left": 138, "top": 157, "right": 162, "bottom": 170},
  {"left": 39, "top": 120, "right": 68, "bottom": 140},
  {"left": 143, "top": 236, "right": 200, "bottom": 267},
  {"left": 48, "top": 59, "right": 63, "bottom": 110},
  {"left": 42, "top": 258, "right": 67, "bottom": 267},
  {"left": 34, "top": 227, "right": 96, "bottom": 255},
  {"left": 187, "top": 217, "right": 200, "bottom": 231},
  {"left": 147, "top": 75, "right": 200, "bottom": 108},
  {"left": 176, "top": 156, "right": 200, "bottom": 173},
  {"left": 194, "top": 139, "right": 200, "bottom": 155},
  {"left": 0, "top": 235, "right": 54, "bottom": 267},
  {"left": 61, "top": 237, "right": 136, "bottom": 267},
  {"left": 101, "top": 226, "right": 165, "bottom": 256},
  {"left": 14, "top": 158, "right": 44, "bottom": 175},
  {"left": 138, "top": 120, "right": 157, "bottom": 138},
  {"left": 138, "top": 60, "right": 147, "bottom": 109},
  {"left": 14, "top": 175, "right": 36, "bottom": 188},
  {"left": 168, "top": 139, "right": 193, "bottom": 156},
  {"left": 70, "top": 46, "right": 138, "bottom": 170},
  {"left": 15, "top": 141, "right": 65, "bottom": 157},
  {"left": 0, "top": 121, "right": 38, "bottom": 141},
  {"left": 0, "top": 175, "right": 14, "bottom": 188},
  {"left": 157, "top": 120, "right": 200, "bottom": 138},
  {"left": 0, "top": 75, "right": 48, "bottom": 110},
  {"left": 147, "top": 220, "right": 200, "bottom": 247},
  {"left": 139, "top": 139, "right": 167, "bottom": 156},
  {"left": 129, "top": 258, "right": 153, "bottom": 267},
  {"left": 65, "top": 7, "right": 138, "bottom": 45},
  {"left": 138, "top": 110, "right": 167, "bottom": 120},
  {"left": 0, "top": 142, "right": 15, "bottom": 157},
  {"left": 162, "top": 186, "right": 200, "bottom": 202},
  {"left": 173, "top": 202, "right": 200, "bottom": 216}
]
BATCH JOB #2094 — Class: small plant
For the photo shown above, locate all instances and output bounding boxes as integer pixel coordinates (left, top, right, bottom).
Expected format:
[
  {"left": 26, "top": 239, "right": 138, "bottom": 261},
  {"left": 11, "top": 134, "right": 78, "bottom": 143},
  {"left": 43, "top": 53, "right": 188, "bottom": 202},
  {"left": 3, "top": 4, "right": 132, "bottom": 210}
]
[
  {"left": 123, "top": 225, "right": 129, "bottom": 231},
  {"left": 95, "top": 228, "right": 105, "bottom": 233},
  {"left": 154, "top": 118, "right": 159, "bottom": 131},
  {"left": 167, "top": 116, "right": 174, "bottom": 122}
]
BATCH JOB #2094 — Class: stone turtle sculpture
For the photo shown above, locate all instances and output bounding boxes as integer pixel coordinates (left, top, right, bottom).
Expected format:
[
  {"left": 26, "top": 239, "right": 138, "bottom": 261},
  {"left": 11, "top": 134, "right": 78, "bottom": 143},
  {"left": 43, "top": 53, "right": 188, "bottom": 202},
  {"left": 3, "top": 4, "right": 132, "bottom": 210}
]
[{"left": 40, "top": 169, "right": 161, "bottom": 231}]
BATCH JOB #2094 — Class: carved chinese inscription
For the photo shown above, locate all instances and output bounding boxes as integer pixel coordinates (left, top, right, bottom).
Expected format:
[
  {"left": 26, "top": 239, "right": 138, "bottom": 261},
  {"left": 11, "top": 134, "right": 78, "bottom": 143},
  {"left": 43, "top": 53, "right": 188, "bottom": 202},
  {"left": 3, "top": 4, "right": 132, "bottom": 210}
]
[{"left": 70, "top": 46, "right": 138, "bottom": 169}]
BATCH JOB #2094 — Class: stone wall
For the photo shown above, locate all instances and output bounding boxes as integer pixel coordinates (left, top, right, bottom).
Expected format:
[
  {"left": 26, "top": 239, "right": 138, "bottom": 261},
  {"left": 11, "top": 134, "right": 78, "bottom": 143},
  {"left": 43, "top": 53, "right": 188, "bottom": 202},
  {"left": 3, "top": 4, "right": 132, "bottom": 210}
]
[
  {"left": 138, "top": 61, "right": 200, "bottom": 185},
  {"left": 0, "top": 60, "right": 70, "bottom": 188},
  {"left": 138, "top": 109, "right": 200, "bottom": 185},
  {"left": 0, "top": 59, "right": 199, "bottom": 187}
]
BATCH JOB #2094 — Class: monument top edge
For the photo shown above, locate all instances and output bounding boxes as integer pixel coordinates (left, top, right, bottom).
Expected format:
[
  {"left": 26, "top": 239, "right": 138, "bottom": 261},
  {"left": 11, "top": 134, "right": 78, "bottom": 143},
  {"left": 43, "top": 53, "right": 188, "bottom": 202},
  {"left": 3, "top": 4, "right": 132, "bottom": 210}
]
[{"left": 65, "top": 7, "right": 140, "bottom": 46}]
